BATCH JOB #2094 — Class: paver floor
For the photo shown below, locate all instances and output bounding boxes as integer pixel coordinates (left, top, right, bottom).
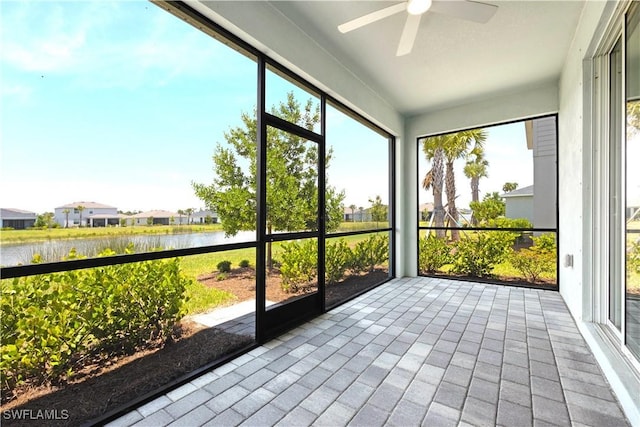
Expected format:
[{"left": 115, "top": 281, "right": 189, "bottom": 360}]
[{"left": 108, "top": 277, "right": 630, "bottom": 427}]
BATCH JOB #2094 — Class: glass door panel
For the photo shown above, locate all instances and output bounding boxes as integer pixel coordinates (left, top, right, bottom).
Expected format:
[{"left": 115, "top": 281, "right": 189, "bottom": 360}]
[
  {"left": 625, "top": 4, "right": 640, "bottom": 358},
  {"left": 610, "top": 37, "right": 624, "bottom": 331}
]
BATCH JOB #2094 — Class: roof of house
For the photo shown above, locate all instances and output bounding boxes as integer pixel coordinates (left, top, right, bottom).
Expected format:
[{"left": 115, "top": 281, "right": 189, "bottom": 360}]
[
  {"left": 419, "top": 203, "right": 434, "bottom": 212},
  {"left": 87, "top": 213, "right": 128, "bottom": 219},
  {"left": 56, "top": 201, "right": 117, "bottom": 209},
  {"left": 132, "top": 210, "right": 178, "bottom": 218},
  {"left": 191, "top": 210, "right": 217, "bottom": 218},
  {"left": 501, "top": 185, "right": 534, "bottom": 198},
  {"left": 0, "top": 208, "right": 37, "bottom": 218}
]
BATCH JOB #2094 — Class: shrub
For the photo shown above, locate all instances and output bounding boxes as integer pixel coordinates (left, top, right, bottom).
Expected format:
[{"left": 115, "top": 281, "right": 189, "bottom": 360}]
[
  {"left": 451, "top": 231, "right": 515, "bottom": 277},
  {"left": 487, "top": 217, "right": 533, "bottom": 229},
  {"left": 533, "top": 233, "right": 557, "bottom": 252},
  {"left": 0, "top": 249, "right": 189, "bottom": 392},
  {"left": 630, "top": 241, "right": 640, "bottom": 275},
  {"left": 351, "top": 234, "right": 389, "bottom": 273},
  {"left": 325, "top": 239, "right": 352, "bottom": 285},
  {"left": 216, "top": 260, "right": 232, "bottom": 273},
  {"left": 239, "top": 259, "right": 251, "bottom": 268},
  {"left": 419, "top": 235, "right": 451, "bottom": 274},
  {"left": 280, "top": 240, "right": 317, "bottom": 293},
  {"left": 510, "top": 233, "right": 557, "bottom": 282}
]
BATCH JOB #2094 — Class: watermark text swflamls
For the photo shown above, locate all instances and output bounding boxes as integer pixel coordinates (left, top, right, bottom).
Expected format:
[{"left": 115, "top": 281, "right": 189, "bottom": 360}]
[{"left": 2, "top": 409, "right": 70, "bottom": 421}]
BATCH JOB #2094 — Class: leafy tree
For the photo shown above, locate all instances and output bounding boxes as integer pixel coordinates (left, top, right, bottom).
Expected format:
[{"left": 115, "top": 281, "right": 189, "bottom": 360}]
[
  {"left": 503, "top": 182, "right": 518, "bottom": 193},
  {"left": 146, "top": 216, "right": 154, "bottom": 226},
  {"left": 62, "top": 209, "right": 70, "bottom": 228},
  {"left": 469, "top": 192, "right": 505, "bottom": 223},
  {"left": 34, "top": 212, "right": 55, "bottom": 228},
  {"left": 368, "top": 195, "right": 387, "bottom": 226},
  {"left": 193, "top": 92, "right": 345, "bottom": 269}
]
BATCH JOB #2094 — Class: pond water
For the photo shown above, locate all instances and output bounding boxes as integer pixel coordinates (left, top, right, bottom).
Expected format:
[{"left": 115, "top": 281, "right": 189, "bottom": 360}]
[{"left": 0, "top": 231, "right": 256, "bottom": 267}]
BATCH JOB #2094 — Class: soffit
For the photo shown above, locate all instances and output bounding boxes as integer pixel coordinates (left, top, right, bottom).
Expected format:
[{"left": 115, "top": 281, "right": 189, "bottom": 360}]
[{"left": 268, "top": 1, "right": 585, "bottom": 116}]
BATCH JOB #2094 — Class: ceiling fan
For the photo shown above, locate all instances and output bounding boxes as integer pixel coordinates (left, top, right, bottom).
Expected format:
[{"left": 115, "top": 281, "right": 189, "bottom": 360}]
[{"left": 338, "top": 0, "right": 498, "bottom": 56}]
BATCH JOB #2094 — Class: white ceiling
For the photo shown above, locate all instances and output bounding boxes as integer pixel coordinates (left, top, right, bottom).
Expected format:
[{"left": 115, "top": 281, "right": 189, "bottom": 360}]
[{"left": 268, "top": 0, "right": 586, "bottom": 117}]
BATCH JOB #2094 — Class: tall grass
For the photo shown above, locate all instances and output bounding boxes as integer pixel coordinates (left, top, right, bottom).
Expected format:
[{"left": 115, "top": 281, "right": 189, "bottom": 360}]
[{"left": 0, "top": 224, "right": 224, "bottom": 244}]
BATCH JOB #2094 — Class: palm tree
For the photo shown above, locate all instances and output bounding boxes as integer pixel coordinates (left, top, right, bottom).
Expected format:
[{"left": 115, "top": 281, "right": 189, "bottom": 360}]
[
  {"left": 422, "top": 130, "right": 486, "bottom": 240},
  {"left": 464, "top": 147, "right": 489, "bottom": 226},
  {"left": 358, "top": 206, "right": 364, "bottom": 222},
  {"left": 503, "top": 182, "right": 518, "bottom": 193},
  {"left": 177, "top": 209, "right": 185, "bottom": 225},
  {"left": 62, "top": 209, "right": 70, "bottom": 228},
  {"left": 76, "top": 205, "right": 85, "bottom": 227},
  {"left": 349, "top": 204, "right": 357, "bottom": 222},
  {"left": 442, "top": 130, "right": 486, "bottom": 240}
]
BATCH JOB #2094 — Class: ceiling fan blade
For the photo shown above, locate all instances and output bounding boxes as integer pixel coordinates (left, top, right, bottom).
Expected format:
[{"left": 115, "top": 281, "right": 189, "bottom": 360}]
[
  {"left": 430, "top": 0, "right": 498, "bottom": 24},
  {"left": 338, "top": 2, "right": 407, "bottom": 33},
  {"left": 396, "top": 13, "right": 422, "bottom": 56}
]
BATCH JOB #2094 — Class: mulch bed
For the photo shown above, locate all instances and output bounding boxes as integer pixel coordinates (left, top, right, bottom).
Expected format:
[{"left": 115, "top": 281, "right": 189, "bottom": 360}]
[
  {"left": 1, "top": 267, "right": 389, "bottom": 426},
  {"left": 1, "top": 321, "right": 253, "bottom": 427},
  {"left": 421, "top": 272, "right": 557, "bottom": 289}
]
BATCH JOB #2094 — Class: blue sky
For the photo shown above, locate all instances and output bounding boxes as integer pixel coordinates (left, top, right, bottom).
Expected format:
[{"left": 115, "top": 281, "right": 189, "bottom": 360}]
[
  {"left": 1, "top": 0, "right": 531, "bottom": 215},
  {"left": 0, "top": 0, "right": 392, "bottom": 214}
]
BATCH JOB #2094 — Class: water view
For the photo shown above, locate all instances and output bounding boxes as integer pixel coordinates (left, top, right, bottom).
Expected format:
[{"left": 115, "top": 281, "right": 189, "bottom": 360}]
[{"left": 0, "top": 230, "right": 256, "bottom": 267}]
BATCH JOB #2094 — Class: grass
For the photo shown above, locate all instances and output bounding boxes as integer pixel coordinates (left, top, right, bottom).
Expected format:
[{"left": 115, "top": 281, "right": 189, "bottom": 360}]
[
  {"left": 335, "top": 221, "right": 389, "bottom": 232},
  {"left": 177, "top": 233, "right": 390, "bottom": 314},
  {"left": 0, "top": 224, "right": 224, "bottom": 244}
]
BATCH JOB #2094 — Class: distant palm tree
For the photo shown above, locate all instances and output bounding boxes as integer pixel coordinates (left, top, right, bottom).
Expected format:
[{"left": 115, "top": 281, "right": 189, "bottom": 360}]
[
  {"left": 177, "top": 209, "right": 185, "bottom": 225},
  {"left": 76, "top": 205, "right": 85, "bottom": 227},
  {"left": 349, "top": 204, "right": 357, "bottom": 222},
  {"left": 358, "top": 206, "right": 364, "bottom": 222},
  {"left": 503, "top": 182, "right": 518, "bottom": 193},
  {"left": 185, "top": 208, "right": 194, "bottom": 225},
  {"left": 62, "top": 209, "right": 70, "bottom": 228}
]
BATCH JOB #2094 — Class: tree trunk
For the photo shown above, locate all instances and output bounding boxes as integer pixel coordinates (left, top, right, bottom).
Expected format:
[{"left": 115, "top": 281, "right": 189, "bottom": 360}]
[
  {"left": 471, "top": 177, "right": 479, "bottom": 226},
  {"left": 432, "top": 148, "right": 446, "bottom": 238},
  {"left": 445, "top": 160, "right": 459, "bottom": 241}
]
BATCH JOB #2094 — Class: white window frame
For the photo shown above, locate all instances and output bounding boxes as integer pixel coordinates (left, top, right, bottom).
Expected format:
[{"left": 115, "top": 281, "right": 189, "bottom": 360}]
[{"left": 591, "top": 0, "right": 640, "bottom": 369}]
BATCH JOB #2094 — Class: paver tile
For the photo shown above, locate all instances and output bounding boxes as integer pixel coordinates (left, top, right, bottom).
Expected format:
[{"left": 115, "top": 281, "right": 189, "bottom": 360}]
[
  {"left": 111, "top": 278, "right": 630, "bottom": 427},
  {"left": 165, "top": 389, "right": 213, "bottom": 419},
  {"left": 168, "top": 405, "right": 215, "bottom": 427},
  {"left": 461, "top": 396, "right": 497, "bottom": 426},
  {"left": 497, "top": 399, "right": 533, "bottom": 427}
]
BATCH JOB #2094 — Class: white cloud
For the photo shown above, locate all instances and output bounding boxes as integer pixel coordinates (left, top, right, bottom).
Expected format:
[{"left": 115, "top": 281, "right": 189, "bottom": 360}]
[{"left": 0, "top": 1, "right": 236, "bottom": 90}]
